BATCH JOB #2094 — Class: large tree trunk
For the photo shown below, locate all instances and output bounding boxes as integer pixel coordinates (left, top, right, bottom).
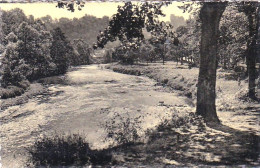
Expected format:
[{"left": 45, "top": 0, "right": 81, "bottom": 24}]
[
  {"left": 247, "top": 12, "right": 257, "bottom": 100},
  {"left": 196, "top": 2, "right": 227, "bottom": 123},
  {"left": 243, "top": 2, "right": 258, "bottom": 99},
  {"left": 256, "top": 5, "right": 260, "bottom": 92}
]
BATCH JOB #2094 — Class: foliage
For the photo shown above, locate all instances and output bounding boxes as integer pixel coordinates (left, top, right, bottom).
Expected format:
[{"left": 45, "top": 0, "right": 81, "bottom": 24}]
[
  {"left": 72, "top": 39, "right": 92, "bottom": 65},
  {"left": 219, "top": 5, "right": 249, "bottom": 69},
  {"left": 5, "top": 32, "right": 17, "bottom": 43},
  {"left": 50, "top": 27, "right": 71, "bottom": 75},
  {"left": 138, "top": 41, "right": 156, "bottom": 64},
  {"left": 0, "top": 85, "right": 25, "bottom": 99},
  {"left": 104, "top": 112, "right": 143, "bottom": 145},
  {"left": 0, "top": 8, "right": 3, "bottom": 48},
  {"left": 0, "top": 9, "right": 96, "bottom": 91},
  {"left": 1, "top": 41, "right": 29, "bottom": 87},
  {"left": 1, "top": 8, "right": 27, "bottom": 37},
  {"left": 94, "top": 2, "right": 178, "bottom": 64},
  {"left": 57, "top": 1, "right": 85, "bottom": 12},
  {"left": 92, "top": 2, "right": 182, "bottom": 64},
  {"left": 111, "top": 45, "right": 136, "bottom": 64},
  {"left": 167, "top": 14, "right": 200, "bottom": 66},
  {"left": 41, "top": 15, "right": 110, "bottom": 45},
  {"left": 16, "top": 21, "right": 53, "bottom": 80},
  {"left": 26, "top": 134, "right": 112, "bottom": 167}
]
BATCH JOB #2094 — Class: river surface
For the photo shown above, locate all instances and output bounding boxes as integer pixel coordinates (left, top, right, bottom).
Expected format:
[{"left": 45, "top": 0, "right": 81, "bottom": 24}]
[{"left": 0, "top": 65, "right": 190, "bottom": 167}]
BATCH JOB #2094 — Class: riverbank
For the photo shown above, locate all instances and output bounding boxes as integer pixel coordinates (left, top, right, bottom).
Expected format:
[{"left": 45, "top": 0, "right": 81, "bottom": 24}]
[
  {"left": 104, "top": 62, "right": 260, "bottom": 166},
  {"left": 106, "top": 62, "right": 259, "bottom": 113},
  {"left": 0, "top": 83, "right": 47, "bottom": 111},
  {"left": 107, "top": 62, "right": 260, "bottom": 134}
]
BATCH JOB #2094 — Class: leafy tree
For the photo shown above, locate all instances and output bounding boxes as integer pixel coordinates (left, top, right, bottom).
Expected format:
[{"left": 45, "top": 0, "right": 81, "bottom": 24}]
[
  {"left": 111, "top": 44, "right": 137, "bottom": 64},
  {"left": 219, "top": 6, "right": 249, "bottom": 70},
  {"left": 148, "top": 22, "right": 177, "bottom": 65},
  {"left": 238, "top": 2, "right": 259, "bottom": 99},
  {"left": 5, "top": 32, "right": 18, "bottom": 43},
  {"left": 182, "top": 18, "right": 201, "bottom": 66},
  {"left": 17, "top": 21, "right": 54, "bottom": 79},
  {"left": 0, "top": 8, "right": 4, "bottom": 54},
  {"left": 50, "top": 27, "right": 71, "bottom": 75},
  {"left": 73, "top": 39, "right": 92, "bottom": 65},
  {"left": 1, "top": 38, "right": 29, "bottom": 87},
  {"left": 1, "top": 8, "right": 27, "bottom": 36},
  {"left": 94, "top": 2, "right": 175, "bottom": 51},
  {"left": 1, "top": 8, "right": 74, "bottom": 88},
  {"left": 173, "top": 26, "right": 190, "bottom": 65},
  {"left": 139, "top": 41, "right": 155, "bottom": 65},
  {"left": 17, "top": 22, "right": 40, "bottom": 79},
  {"left": 57, "top": 1, "right": 85, "bottom": 12}
]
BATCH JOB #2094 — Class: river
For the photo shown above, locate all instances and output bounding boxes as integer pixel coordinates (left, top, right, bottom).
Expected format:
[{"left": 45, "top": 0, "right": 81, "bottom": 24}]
[{"left": 0, "top": 65, "right": 190, "bottom": 167}]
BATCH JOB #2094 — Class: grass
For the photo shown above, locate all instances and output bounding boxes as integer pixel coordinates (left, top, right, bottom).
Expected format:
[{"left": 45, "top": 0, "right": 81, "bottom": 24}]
[
  {"left": 0, "top": 86, "right": 25, "bottom": 99},
  {"left": 104, "top": 62, "right": 260, "bottom": 166},
  {"left": 0, "top": 80, "right": 30, "bottom": 99},
  {"left": 107, "top": 62, "right": 198, "bottom": 100},
  {"left": 37, "top": 75, "right": 67, "bottom": 85},
  {"left": 26, "top": 134, "right": 113, "bottom": 167}
]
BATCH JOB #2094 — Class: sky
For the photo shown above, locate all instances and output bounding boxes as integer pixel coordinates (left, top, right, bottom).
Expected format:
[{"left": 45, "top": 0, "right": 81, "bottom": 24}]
[{"left": 0, "top": 2, "right": 191, "bottom": 22}]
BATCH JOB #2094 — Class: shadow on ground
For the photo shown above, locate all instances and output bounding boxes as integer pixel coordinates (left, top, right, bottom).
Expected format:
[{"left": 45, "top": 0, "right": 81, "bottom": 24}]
[{"left": 111, "top": 114, "right": 259, "bottom": 166}]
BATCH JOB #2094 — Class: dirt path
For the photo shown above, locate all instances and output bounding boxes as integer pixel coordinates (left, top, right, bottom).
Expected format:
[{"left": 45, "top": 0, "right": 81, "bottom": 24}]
[{"left": 0, "top": 65, "right": 191, "bottom": 167}]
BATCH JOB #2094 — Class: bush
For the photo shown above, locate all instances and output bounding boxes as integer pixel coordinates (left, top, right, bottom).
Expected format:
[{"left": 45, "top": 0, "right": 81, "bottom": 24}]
[
  {"left": 104, "top": 112, "right": 143, "bottom": 145},
  {"left": 112, "top": 67, "right": 141, "bottom": 76},
  {"left": 17, "top": 80, "right": 30, "bottom": 89},
  {"left": 0, "top": 86, "right": 25, "bottom": 99},
  {"left": 26, "top": 134, "right": 112, "bottom": 167}
]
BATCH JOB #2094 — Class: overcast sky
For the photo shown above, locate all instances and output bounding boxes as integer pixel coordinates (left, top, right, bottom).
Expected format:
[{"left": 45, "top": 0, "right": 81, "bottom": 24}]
[{"left": 0, "top": 2, "right": 191, "bottom": 22}]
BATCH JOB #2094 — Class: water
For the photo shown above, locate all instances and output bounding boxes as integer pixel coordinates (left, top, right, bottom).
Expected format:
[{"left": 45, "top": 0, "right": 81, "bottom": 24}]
[{"left": 0, "top": 65, "right": 189, "bottom": 167}]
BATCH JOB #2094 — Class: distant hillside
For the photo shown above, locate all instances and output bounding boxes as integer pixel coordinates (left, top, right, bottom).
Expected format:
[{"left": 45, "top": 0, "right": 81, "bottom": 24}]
[{"left": 41, "top": 15, "right": 110, "bottom": 45}]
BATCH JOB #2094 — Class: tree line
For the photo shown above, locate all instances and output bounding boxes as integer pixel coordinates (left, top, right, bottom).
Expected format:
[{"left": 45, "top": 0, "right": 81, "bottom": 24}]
[
  {"left": 102, "top": 3, "right": 259, "bottom": 74},
  {"left": 0, "top": 8, "right": 93, "bottom": 89},
  {"left": 41, "top": 14, "right": 110, "bottom": 45}
]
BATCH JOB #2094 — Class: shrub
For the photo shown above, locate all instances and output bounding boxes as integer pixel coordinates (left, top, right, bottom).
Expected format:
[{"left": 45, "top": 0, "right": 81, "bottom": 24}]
[
  {"left": 104, "top": 112, "right": 143, "bottom": 145},
  {"left": 17, "top": 80, "right": 30, "bottom": 90},
  {"left": 26, "top": 134, "right": 112, "bottom": 167},
  {"left": 0, "top": 86, "right": 25, "bottom": 99}
]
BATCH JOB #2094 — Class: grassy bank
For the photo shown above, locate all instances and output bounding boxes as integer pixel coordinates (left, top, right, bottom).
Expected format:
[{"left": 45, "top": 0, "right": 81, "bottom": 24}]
[
  {"left": 107, "top": 62, "right": 198, "bottom": 101},
  {"left": 106, "top": 62, "right": 259, "bottom": 111},
  {"left": 0, "top": 80, "right": 30, "bottom": 99},
  {"left": 0, "top": 83, "right": 47, "bottom": 111},
  {"left": 0, "top": 73, "right": 67, "bottom": 100},
  {"left": 103, "top": 62, "right": 260, "bottom": 166},
  {"left": 0, "top": 86, "right": 26, "bottom": 99}
]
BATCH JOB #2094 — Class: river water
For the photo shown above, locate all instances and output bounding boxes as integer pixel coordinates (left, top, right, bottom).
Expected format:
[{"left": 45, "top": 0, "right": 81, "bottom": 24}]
[{"left": 0, "top": 65, "right": 190, "bottom": 167}]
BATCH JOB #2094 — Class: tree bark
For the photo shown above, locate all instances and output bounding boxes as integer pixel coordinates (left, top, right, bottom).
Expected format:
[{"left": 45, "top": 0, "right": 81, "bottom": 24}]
[
  {"left": 247, "top": 10, "right": 257, "bottom": 99},
  {"left": 196, "top": 2, "right": 227, "bottom": 123}
]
